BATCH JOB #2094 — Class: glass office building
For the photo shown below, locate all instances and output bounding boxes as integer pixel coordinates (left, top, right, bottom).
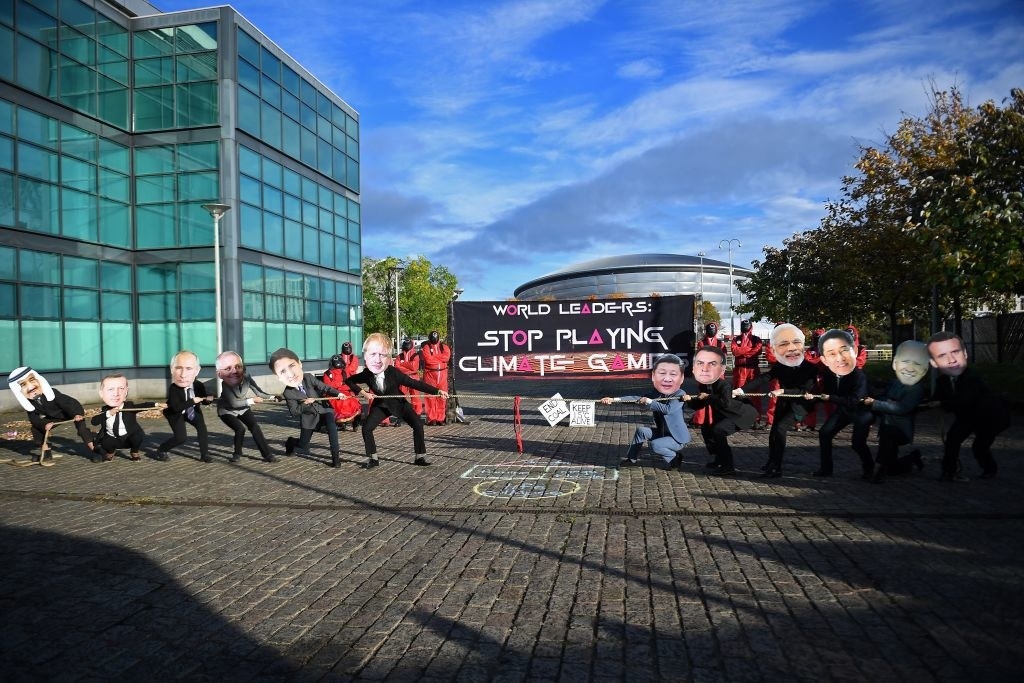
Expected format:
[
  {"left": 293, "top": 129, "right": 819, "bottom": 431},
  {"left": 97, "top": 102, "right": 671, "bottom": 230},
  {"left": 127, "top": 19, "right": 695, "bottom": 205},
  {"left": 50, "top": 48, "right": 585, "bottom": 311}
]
[{"left": 0, "top": 0, "right": 362, "bottom": 393}]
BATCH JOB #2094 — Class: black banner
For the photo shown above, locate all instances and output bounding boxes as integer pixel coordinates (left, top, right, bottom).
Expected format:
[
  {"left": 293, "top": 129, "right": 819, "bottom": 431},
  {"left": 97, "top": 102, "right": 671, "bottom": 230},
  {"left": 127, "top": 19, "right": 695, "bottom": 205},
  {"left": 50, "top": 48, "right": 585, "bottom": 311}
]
[{"left": 451, "top": 296, "right": 695, "bottom": 379}]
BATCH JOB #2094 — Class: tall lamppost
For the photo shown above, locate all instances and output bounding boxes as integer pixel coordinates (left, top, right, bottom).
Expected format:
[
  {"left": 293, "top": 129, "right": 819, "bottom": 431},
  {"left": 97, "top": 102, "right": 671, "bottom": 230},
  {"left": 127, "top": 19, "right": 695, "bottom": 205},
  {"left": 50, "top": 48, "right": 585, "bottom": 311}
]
[
  {"left": 389, "top": 265, "right": 405, "bottom": 351},
  {"left": 696, "top": 251, "right": 706, "bottom": 331},
  {"left": 719, "top": 238, "right": 741, "bottom": 338},
  {"left": 448, "top": 287, "right": 464, "bottom": 405},
  {"left": 201, "top": 203, "right": 231, "bottom": 360}
]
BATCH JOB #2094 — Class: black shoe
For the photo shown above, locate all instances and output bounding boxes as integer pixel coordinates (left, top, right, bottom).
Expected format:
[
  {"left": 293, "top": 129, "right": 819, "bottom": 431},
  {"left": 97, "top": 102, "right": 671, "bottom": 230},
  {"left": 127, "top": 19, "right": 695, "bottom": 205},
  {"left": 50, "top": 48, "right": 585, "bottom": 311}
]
[
  {"left": 759, "top": 469, "right": 782, "bottom": 478},
  {"left": 664, "top": 455, "right": 681, "bottom": 470},
  {"left": 910, "top": 449, "right": 924, "bottom": 471},
  {"left": 154, "top": 451, "right": 168, "bottom": 462},
  {"left": 812, "top": 469, "right": 832, "bottom": 477},
  {"left": 705, "top": 461, "right": 721, "bottom": 470},
  {"left": 331, "top": 452, "right": 341, "bottom": 468},
  {"left": 618, "top": 457, "right": 638, "bottom": 467},
  {"left": 284, "top": 437, "right": 296, "bottom": 456},
  {"left": 760, "top": 461, "right": 771, "bottom": 473},
  {"left": 263, "top": 454, "right": 278, "bottom": 463},
  {"left": 712, "top": 467, "right": 737, "bottom": 476},
  {"left": 200, "top": 455, "right": 213, "bottom": 463},
  {"left": 91, "top": 453, "right": 104, "bottom": 463},
  {"left": 414, "top": 456, "right": 432, "bottom": 466},
  {"left": 365, "top": 457, "right": 379, "bottom": 469},
  {"left": 939, "top": 472, "right": 969, "bottom": 482},
  {"left": 980, "top": 468, "right": 997, "bottom": 479},
  {"left": 229, "top": 452, "right": 242, "bottom": 463}
]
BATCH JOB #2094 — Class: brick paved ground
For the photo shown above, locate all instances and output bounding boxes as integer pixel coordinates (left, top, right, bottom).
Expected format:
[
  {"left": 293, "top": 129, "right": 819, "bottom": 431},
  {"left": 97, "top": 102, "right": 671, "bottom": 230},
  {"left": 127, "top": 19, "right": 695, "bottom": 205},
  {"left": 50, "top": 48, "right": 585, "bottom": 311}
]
[{"left": 1, "top": 377, "right": 1022, "bottom": 681}]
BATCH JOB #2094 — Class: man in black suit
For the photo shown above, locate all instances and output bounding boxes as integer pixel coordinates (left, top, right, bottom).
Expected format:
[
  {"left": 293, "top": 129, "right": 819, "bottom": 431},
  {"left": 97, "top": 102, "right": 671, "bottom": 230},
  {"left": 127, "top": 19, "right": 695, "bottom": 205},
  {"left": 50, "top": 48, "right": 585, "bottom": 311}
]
[
  {"left": 92, "top": 373, "right": 165, "bottom": 462},
  {"left": 158, "top": 350, "right": 214, "bottom": 462},
  {"left": 346, "top": 333, "right": 448, "bottom": 469}
]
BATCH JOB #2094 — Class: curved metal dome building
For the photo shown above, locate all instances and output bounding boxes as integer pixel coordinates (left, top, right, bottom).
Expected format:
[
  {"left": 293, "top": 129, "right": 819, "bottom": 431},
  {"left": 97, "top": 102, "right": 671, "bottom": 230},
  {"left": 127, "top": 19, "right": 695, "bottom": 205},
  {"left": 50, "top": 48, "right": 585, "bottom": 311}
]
[{"left": 514, "top": 253, "right": 754, "bottom": 333}]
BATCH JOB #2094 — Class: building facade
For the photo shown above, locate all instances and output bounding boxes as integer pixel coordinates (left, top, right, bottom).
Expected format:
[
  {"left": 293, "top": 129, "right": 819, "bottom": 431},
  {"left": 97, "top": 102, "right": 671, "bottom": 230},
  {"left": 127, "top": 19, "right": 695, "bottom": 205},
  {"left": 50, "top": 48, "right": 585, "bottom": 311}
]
[
  {"left": 514, "top": 253, "right": 756, "bottom": 336},
  {"left": 1, "top": 0, "right": 361, "bottom": 405}
]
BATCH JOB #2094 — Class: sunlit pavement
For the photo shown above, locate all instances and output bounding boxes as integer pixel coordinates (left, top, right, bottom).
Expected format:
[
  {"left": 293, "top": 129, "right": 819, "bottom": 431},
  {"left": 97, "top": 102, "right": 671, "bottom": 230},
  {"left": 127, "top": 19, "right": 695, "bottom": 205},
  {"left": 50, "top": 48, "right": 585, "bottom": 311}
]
[{"left": 2, "top": 377, "right": 1022, "bottom": 681}]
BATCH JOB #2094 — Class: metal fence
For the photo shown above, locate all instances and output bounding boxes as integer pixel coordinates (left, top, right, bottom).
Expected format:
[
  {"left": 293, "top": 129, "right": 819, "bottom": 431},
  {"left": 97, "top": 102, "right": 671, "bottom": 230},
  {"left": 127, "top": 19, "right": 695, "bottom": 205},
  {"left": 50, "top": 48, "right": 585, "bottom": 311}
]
[{"left": 956, "top": 312, "right": 1024, "bottom": 365}]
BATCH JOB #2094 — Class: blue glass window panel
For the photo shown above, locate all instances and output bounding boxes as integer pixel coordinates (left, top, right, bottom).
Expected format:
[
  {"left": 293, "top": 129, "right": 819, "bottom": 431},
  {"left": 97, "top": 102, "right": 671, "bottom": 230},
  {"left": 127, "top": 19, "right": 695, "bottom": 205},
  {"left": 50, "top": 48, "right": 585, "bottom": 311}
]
[
  {"left": 0, "top": 282, "right": 13, "bottom": 317},
  {"left": 15, "top": 35, "right": 54, "bottom": 94},
  {"left": 17, "top": 177, "right": 59, "bottom": 234},
  {"left": 262, "top": 185, "right": 282, "bottom": 215},
  {"left": 237, "top": 56, "right": 259, "bottom": 93},
  {"left": 285, "top": 296, "right": 303, "bottom": 322},
  {"left": 346, "top": 135, "right": 359, "bottom": 160},
  {"left": 179, "top": 261, "right": 213, "bottom": 290},
  {"left": 97, "top": 168, "right": 128, "bottom": 201},
  {"left": 60, "top": 187, "right": 98, "bottom": 241},
  {"left": 261, "top": 157, "right": 282, "bottom": 188},
  {"left": 179, "top": 203, "right": 212, "bottom": 246},
  {"left": 301, "top": 200, "right": 317, "bottom": 227},
  {"left": 348, "top": 243, "right": 360, "bottom": 273},
  {"left": 179, "top": 170, "right": 218, "bottom": 201},
  {"left": 240, "top": 262, "right": 262, "bottom": 290},
  {"left": 181, "top": 321, "right": 215, "bottom": 362},
  {"left": 239, "top": 174, "right": 260, "bottom": 205},
  {"left": 321, "top": 326, "right": 337, "bottom": 355},
  {"left": 283, "top": 220, "right": 302, "bottom": 260},
  {"left": 17, "top": 141, "right": 57, "bottom": 180},
  {"left": 180, "top": 291, "right": 213, "bottom": 320},
  {"left": 0, "top": 136, "right": 12, "bottom": 171},
  {"left": 176, "top": 81, "right": 217, "bottom": 127},
  {"left": 101, "top": 291, "right": 131, "bottom": 320},
  {"left": 283, "top": 168, "right": 301, "bottom": 196},
  {"left": 299, "top": 78, "right": 316, "bottom": 107},
  {"left": 134, "top": 85, "right": 175, "bottom": 131},
  {"left": 101, "top": 322, "right": 134, "bottom": 366},
  {"left": 238, "top": 145, "right": 259, "bottom": 175},
  {"left": 101, "top": 261, "right": 131, "bottom": 291},
  {"left": 176, "top": 51, "right": 216, "bottom": 81},
  {"left": 239, "top": 203, "right": 262, "bottom": 249},
  {"left": 303, "top": 226, "right": 318, "bottom": 263},
  {"left": 138, "top": 292, "right": 177, "bottom": 320},
  {"left": 332, "top": 150, "right": 346, "bottom": 185},
  {"left": 285, "top": 323, "right": 305, "bottom": 356},
  {"left": 265, "top": 322, "right": 285, "bottom": 354},
  {"left": 305, "top": 324, "right": 322, "bottom": 358},
  {"left": 265, "top": 294, "right": 284, "bottom": 321},
  {"left": 97, "top": 138, "right": 128, "bottom": 171},
  {"left": 285, "top": 270, "right": 303, "bottom": 297},
  {"left": 0, "top": 246, "right": 14, "bottom": 278},
  {"left": 283, "top": 192, "right": 301, "bottom": 221},
  {"left": 281, "top": 94, "right": 299, "bottom": 121},
  {"left": 178, "top": 141, "right": 217, "bottom": 170},
  {"left": 60, "top": 25, "right": 94, "bottom": 65},
  {"left": 137, "top": 263, "right": 177, "bottom": 292},
  {"left": 261, "top": 73, "right": 280, "bottom": 107},
  {"left": 19, "top": 249, "right": 59, "bottom": 284},
  {"left": 242, "top": 291, "right": 263, "bottom": 319},
  {"left": 135, "top": 173, "right": 174, "bottom": 204},
  {"left": 299, "top": 102, "right": 315, "bottom": 130},
  {"left": 263, "top": 212, "right": 282, "bottom": 254},
  {"left": 22, "top": 320, "right": 63, "bottom": 368},
  {"left": 138, "top": 322, "right": 179, "bottom": 365},
  {"left": 260, "top": 101, "right": 281, "bottom": 148},
  {"left": 98, "top": 199, "right": 129, "bottom": 247},
  {"left": 317, "top": 137, "right": 332, "bottom": 176},
  {"left": 264, "top": 267, "right": 284, "bottom": 295},
  {"left": 334, "top": 240, "right": 347, "bottom": 271},
  {"left": 0, "top": 172, "right": 12, "bottom": 225},
  {"left": 236, "top": 28, "right": 259, "bottom": 66},
  {"left": 347, "top": 199, "right": 359, "bottom": 223},
  {"left": 134, "top": 28, "right": 175, "bottom": 59},
  {"left": 134, "top": 56, "right": 174, "bottom": 86},
  {"left": 346, "top": 158, "right": 359, "bottom": 192},
  {"left": 0, "top": 26, "right": 10, "bottom": 82},
  {"left": 237, "top": 87, "right": 260, "bottom": 135},
  {"left": 97, "top": 47, "right": 128, "bottom": 82},
  {"left": 95, "top": 15, "right": 128, "bottom": 56},
  {"left": 63, "top": 255, "right": 97, "bottom": 287},
  {"left": 0, "top": 100, "right": 11, "bottom": 135},
  {"left": 22, "top": 284, "right": 60, "bottom": 317},
  {"left": 260, "top": 46, "right": 280, "bottom": 82},
  {"left": 17, "top": 1, "right": 57, "bottom": 44},
  {"left": 135, "top": 204, "right": 176, "bottom": 248},
  {"left": 345, "top": 113, "right": 358, "bottom": 139},
  {"left": 243, "top": 321, "right": 267, "bottom": 365},
  {"left": 135, "top": 145, "right": 174, "bottom": 174},
  {"left": 281, "top": 64, "right": 299, "bottom": 95},
  {"left": 60, "top": 155, "right": 94, "bottom": 191},
  {"left": 63, "top": 287, "right": 98, "bottom": 319}
]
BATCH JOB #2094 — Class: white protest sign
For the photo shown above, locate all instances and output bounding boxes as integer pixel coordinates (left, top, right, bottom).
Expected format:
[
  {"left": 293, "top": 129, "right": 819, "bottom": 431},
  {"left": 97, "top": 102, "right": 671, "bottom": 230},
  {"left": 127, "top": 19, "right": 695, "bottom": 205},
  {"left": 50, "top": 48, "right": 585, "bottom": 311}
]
[
  {"left": 538, "top": 393, "right": 570, "bottom": 426},
  {"left": 569, "top": 401, "right": 596, "bottom": 427}
]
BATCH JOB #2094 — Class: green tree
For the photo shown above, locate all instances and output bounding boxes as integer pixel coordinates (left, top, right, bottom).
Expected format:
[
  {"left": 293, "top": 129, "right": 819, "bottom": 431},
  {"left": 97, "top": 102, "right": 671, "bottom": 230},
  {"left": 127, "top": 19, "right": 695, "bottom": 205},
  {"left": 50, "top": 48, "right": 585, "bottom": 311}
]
[{"left": 361, "top": 255, "right": 459, "bottom": 343}]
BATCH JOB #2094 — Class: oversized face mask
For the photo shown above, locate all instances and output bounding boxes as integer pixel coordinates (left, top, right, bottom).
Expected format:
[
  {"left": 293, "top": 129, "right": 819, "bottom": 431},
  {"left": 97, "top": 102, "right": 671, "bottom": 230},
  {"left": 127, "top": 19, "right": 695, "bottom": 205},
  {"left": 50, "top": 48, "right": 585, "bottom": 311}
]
[
  {"left": 428, "top": 331, "right": 440, "bottom": 344},
  {"left": 740, "top": 321, "right": 752, "bottom": 334},
  {"left": 704, "top": 323, "right": 718, "bottom": 338},
  {"left": 893, "top": 341, "right": 929, "bottom": 385},
  {"left": 341, "top": 342, "right": 353, "bottom": 355}
]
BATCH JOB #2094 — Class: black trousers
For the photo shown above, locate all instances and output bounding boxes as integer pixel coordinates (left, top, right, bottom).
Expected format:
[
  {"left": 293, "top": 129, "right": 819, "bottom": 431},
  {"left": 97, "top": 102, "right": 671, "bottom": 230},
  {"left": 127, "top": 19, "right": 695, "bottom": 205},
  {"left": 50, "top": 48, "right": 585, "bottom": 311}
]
[
  {"left": 159, "top": 410, "right": 209, "bottom": 458},
  {"left": 766, "top": 400, "right": 803, "bottom": 470},
  {"left": 98, "top": 429, "right": 145, "bottom": 454},
  {"left": 296, "top": 412, "right": 339, "bottom": 453},
  {"left": 818, "top": 408, "right": 873, "bottom": 475},
  {"left": 219, "top": 410, "right": 271, "bottom": 458},
  {"left": 701, "top": 418, "right": 742, "bottom": 469},
  {"left": 33, "top": 419, "right": 94, "bottom": 447},
  {"left": 361, "top": 400, "right": 426, "bottom": 457},
  {"left": 942, "top": 417, "right": 1000, "bottom": 476}
]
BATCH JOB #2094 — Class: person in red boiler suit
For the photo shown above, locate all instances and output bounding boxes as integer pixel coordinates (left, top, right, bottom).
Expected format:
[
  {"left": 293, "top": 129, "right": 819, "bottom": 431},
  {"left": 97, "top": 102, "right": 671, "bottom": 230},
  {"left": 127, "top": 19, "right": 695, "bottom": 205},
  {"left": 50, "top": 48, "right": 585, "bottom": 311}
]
[
  {"left": 845, "top": 325, "right": 869, "bottom": 369},
  {"left": 730, "top": 320, "right": 764, "bottom": 427},
  {"left": 692, "top": 322, "right": 727, "bottom": 426},
  {"left": 394, "top": 338, "right": 425, "bottom": 420},
  {"left": 420, "top": 330, "right": 451, "bottom": 425},
  {"left": 322, "top": 353, "right": 363, "bottom": 430},
  {"left": 338, "top": 341, "right": 360, "bottom": 377}
]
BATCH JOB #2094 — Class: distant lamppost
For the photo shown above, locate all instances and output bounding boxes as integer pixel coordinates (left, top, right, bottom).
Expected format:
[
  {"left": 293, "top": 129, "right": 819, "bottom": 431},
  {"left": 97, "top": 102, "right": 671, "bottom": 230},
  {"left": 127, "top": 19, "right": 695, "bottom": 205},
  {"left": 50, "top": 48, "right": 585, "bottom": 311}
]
[
  {"left": 201, "top": 203, "right": 231, "bottom": 359},
  {"left": 389, "top": 265, "right": 405, "bottom": 351},
  {"left": 447, "top": 287, "right": 466, "bottom": 422},
  {"left": 696, "top": 251, "right": 706, "bottom": 331},
  {"left": 719, "top": 238, "right": 741, "bottom": 337}
]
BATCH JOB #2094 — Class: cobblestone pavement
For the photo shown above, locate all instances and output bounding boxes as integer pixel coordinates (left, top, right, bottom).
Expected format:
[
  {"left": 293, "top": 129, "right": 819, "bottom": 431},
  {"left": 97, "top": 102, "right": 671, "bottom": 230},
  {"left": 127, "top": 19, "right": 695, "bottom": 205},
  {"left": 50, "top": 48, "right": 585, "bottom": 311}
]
[{"left": 2, "top": 377, "right": 1022, "bottom": 681}]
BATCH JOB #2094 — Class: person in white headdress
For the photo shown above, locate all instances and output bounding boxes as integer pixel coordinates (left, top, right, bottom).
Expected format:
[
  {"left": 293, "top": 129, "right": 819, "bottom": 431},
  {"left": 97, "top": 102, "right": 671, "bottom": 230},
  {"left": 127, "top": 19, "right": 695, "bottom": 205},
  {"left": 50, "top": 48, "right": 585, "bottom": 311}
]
[{"left": 7, "top": 366, "right": 95, "bottom": 466}]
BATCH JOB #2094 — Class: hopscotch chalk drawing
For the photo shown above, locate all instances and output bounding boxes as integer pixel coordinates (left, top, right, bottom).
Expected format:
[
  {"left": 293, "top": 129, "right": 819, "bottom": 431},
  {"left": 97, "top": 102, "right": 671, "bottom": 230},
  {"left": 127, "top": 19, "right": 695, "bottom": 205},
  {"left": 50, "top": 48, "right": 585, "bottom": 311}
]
[{"left": 462, "top": 458, "right": 618, "bottom": 499}]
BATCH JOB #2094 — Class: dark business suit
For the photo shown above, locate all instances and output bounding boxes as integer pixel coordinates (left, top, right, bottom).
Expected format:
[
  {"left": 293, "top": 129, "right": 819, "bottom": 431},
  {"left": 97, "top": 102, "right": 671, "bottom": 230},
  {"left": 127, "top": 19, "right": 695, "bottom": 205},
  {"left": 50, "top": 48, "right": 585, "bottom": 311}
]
[
  {"left": 159, "top": 380, "right": 213, "bottom": 460},
  {"left": 346, "top": 366, "right": 442, "bottom": 458},
  {"left": 935, "top": 367, "right": 1010, "bottom": 477},
  {"left": 686, "top": 378, "right": 757, "bottom": 471},
  {"left": 27, "top": 390, "right": 94, "bottom": 447},
  {"left": 816, "top": 368, "right": 874, "bottom": 477},
  {"left": 91, "top": 401, "right": 158, "bottom": 454},
  {"left": 281, "top": 373, "right": 342, "bottom": 458}
]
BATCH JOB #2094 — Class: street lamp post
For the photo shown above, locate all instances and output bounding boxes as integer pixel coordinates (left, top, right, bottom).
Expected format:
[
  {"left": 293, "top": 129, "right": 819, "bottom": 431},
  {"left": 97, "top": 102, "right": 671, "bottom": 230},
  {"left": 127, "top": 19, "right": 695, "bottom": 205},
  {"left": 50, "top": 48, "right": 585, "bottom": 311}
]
[
  {"left": 719, "top": 238, "right": 741, "bottom": 338},
  {"left": 696, "top": 251, "right": 706, "bottom": 329},
  {"left": 448, "top": 288, "right": 465, "bottom": 409},
  {"left": 201, "top": 203, "right": 231, "bottom": 361},
  {"left": 389, "top": 266, "right": 405, "bottom": 351}
]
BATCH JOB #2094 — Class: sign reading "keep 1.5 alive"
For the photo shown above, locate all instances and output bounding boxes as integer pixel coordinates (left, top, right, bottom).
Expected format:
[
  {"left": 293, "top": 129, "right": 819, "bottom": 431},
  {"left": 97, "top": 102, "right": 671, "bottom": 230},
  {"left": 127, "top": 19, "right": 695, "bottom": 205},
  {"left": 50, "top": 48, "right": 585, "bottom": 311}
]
[{"left": 451, "top": 295, "right": 695, "bottom": 379}]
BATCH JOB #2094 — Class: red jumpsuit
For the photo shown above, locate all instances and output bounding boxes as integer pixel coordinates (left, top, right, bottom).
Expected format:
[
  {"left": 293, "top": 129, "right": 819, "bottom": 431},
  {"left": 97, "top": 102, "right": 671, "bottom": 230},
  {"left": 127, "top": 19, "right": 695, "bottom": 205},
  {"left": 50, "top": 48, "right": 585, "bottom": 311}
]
[
  {"left": 394, "top": 348, "right": 425, "bottom": 417},
  {"left": 692, "top": 334, "right": 727, "bottom": 425},
  {"left": 338, "top": 351, "right": 359, "bottom": 377},
  {"left": 730, "top": 331, "right": 764, "bottom": 420},
  {"left": 420, "top": 341, "right": 451, "bottom": 424},
  {"left": 321, "top": 368, "right": 362, "bottom": 427}
]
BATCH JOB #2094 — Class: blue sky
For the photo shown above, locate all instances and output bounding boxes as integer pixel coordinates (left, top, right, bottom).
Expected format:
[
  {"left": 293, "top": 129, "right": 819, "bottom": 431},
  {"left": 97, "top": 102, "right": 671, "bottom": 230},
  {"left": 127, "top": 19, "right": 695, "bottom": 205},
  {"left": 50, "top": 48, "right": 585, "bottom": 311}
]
[{"left": 159, "top": 0, "right": 1024, "bottom": 301}]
